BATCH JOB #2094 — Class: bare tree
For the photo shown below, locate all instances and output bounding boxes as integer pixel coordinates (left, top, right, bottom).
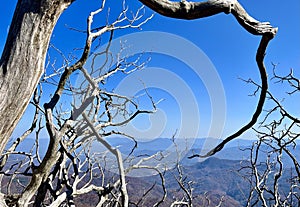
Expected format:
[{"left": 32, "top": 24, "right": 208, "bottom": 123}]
[
  {"left": 238, "top": 66, "right": 300, "bottom": 207},
  {"left": 0, "top": 0, "right": 73, "bottom": 155},
  {"left": 0, "top": 1, "right": 281, "bottom": 206},
  {"left": 1, "top": 0, "right": 277, "bottom": 157},
  {"left": 0, "top": 2, "right": 158, "bottom": 206}
]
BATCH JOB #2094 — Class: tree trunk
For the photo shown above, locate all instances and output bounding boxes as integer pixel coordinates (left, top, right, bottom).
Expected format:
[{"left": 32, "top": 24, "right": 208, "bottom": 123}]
[
  {"left": 0, "top": 0, "right": 73, "bottom": 155},
  {"left": 0, "top": 0, "right": 277, "bottom": 160}
]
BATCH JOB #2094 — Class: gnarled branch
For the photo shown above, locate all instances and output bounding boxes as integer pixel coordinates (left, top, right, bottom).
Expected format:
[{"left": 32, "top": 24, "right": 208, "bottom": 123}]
[{"left": 138, "top": 0, "right": 277, "bottom": 157}]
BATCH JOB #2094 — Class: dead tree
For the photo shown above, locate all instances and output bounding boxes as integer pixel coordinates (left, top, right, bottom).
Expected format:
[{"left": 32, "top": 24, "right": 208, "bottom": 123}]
[
  {"left": 238, "top": 66, "right": 300, "bottom": 206},
  {"left": 1, "top": 0, "right": 277, "bottom": 157},
  {"left": 0, "top": 2, "right": 157, "bottom": 206}
]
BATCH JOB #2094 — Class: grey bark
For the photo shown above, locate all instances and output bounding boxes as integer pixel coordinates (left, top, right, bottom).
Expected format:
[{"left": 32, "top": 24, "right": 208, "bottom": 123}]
[
  {"left": 138, "top": 0, "right": 277, "bottom": 157},
  {"left": 138, "top": 0, "right": 277, "bottom": 35},
  {"left": 0, "top": 0, "right": 277, "bottom": 160},
  {"left": 0, "top": 1, "right": 277, "bottom": 205},
  {"left": 0, "top": 0, "right": 73, "bottom": 155}
]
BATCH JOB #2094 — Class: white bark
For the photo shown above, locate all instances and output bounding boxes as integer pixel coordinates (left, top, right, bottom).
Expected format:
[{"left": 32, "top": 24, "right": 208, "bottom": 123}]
[{"left": 0, "top": 0, "right": 73, "bottom": 156}]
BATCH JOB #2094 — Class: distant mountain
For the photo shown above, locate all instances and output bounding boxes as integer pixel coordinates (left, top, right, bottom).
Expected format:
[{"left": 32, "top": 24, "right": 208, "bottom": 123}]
[
  {"left": 11, "top": 136, "right": 299, "bottom": 167},
  {"left": 6, "top": 137, "right": 50, "bottom": 158},
  {"left": 3, "top": 135, "right": 299, "bottom": 206},
  {"left": 75, "top": 156, "right": 248, "bottom": 206},
  {"left": 168, "top": 157, "right": 247, "bottom": 206}
]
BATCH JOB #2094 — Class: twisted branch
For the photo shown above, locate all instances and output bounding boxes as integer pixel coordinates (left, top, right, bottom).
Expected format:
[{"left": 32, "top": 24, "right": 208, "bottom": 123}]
[{"left": 138, "top": 0, "right": 277, "bottom": 157}]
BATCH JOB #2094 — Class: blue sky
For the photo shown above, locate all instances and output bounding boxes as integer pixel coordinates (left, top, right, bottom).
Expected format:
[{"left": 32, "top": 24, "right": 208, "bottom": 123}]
[{"left": 1, "top": 0, "right": 299, "bottom": 141}]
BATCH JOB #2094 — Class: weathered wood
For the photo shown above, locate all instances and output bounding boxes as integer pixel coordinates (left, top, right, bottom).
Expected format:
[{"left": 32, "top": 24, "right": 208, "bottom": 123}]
[
  {"left": 138, "top": 0, "right": 277, "bottom": 157},
  {"left": 0, "top": 1, "right": 278, "bottom": 205},
  {"left": 0, "top": 0, "right": 73, "bottom": 155},
  {"left": 138, "top": 0, "right": 277, "bottom": 35}
]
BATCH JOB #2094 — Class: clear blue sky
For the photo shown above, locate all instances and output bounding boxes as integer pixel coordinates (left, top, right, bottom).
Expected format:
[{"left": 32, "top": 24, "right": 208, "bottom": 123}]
[{"left": 1, "top": 0, "right": 299, "bottom": 141}]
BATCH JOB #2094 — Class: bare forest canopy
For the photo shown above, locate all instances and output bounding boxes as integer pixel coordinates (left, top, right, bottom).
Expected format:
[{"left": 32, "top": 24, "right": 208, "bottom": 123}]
[{"left": 1, "top": 1, "right": 299, "bottom": 207}]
